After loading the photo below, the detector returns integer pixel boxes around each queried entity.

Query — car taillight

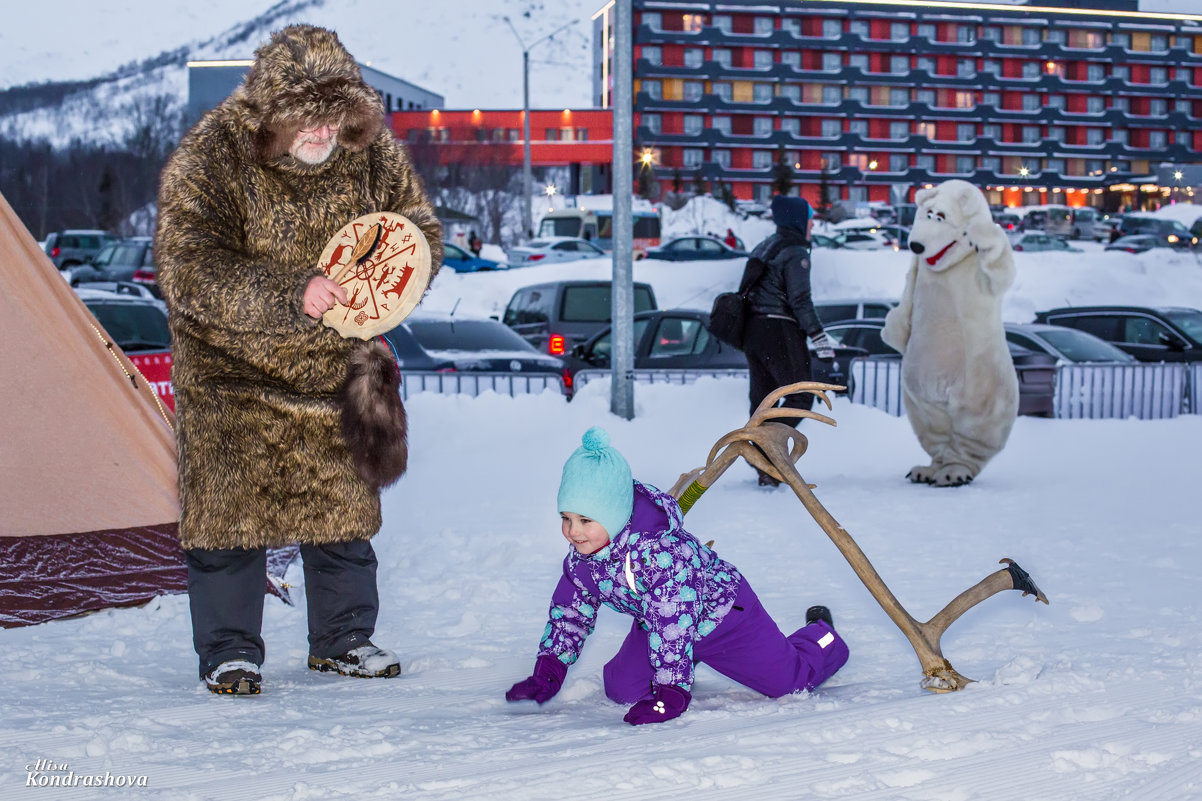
[50,246,60,258]
[132,268,154,281]
[1014,245,1023,251]
[548,334,566,355]
[436,367,458,373]
[562,367,573,389]
[528,254,545,261]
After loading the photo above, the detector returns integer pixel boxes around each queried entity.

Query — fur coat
[155,25,443,549]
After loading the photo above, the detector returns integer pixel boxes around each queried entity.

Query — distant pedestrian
[724,228,739,250]
[468,229,482,258]
[504,427,849,725]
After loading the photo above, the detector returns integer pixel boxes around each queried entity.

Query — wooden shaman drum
[318,211,432,339]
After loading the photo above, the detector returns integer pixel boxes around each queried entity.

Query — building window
[822,152,842,170]
[917,23,936,41]
[916,122,935,139]
[1023,95,1041,111]
[890,153,909,171]
[956,155,976,173]
[544,128,559,141]
[682,148,704,167]
[822,119,842,137]
[781,18,801,36]
[780,84,800,102]
[982,91,1000,107]
[1176,67,1193,83]
[781,51,800,67]
[891,22,909,41]
[1022,126,1041,143]
[1046,158,1064,173]
[1087,63,1105,81]
[683,115,703,135]
[982,59,1000,76]
[1087,96,1105,113]
[822,52,842,71]
[891,55,909,74]
[917,56,935,73]
[643,114,662,134]
[1068,29,1103,49]
[957,59,976,78]
[982,26,1000,42]
[713,15,731,33]
[849,20,868,37]
[1047,94,1065,109]
[890,120,910,139]
[713,48,731,68]
[713,149,731,167]
[755,17,773,35]
[848,86,869,103]
[642,46,662,66]
[754,117,773,135]
[1176,130,1191,145]
[753,83,774,103]
[1044,29,1065,45]
[1022,28,1041,46]
[1149,34,1168,51]
[644,80,662,100]
[822,19,841,38]
[1110,129,1128,144]
[753,150,773,169]
[641,12,662,30]
[957,123,975,141]
[684,81,704,101]
[1112,65,1129,80]
[1111,32,1130,48]
[713,82,731,101]
[1048,126,1064,141]
[849,53,868,70]
[891,88,909,106]
[1086,128,1104,145]
[1149,98,1168,116]
[915,89,935,104]
[682,13,703,32]
[957,25,976,44]
[754,50,773,69]
[915,154,934,170]
[1149,67,1168,84]
[1022,62,1041,79]
[846,153,869,170]
[981,156,1000,171]
[780,117,800,135]
[1176,98,1194,113]
[849,120,868,135]
[983,123,1001,139]
[684,48,703,68]
[1148,130,1167,148]
[712,116,731,134]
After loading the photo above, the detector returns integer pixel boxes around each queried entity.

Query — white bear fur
[881,179,1018,486]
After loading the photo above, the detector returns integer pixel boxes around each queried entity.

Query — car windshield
[85,301,170,350]
[1162,309,1202,345]
[1038,328,1133,362]
[561,286,655,322]
[539,218,580,237]
[524,240,553,249]
[407,320,535,352]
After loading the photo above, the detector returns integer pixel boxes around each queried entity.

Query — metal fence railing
[400,371,565,400]
[574,368,749,389]
[848,358,1195,420]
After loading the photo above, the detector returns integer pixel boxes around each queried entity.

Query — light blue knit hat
[557,426,633,538]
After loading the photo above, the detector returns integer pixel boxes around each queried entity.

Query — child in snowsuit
[505,427,849,725]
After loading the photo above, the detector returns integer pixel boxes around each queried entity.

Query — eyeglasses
[299,122,341,134]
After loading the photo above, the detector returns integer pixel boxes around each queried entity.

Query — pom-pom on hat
[557,426,634,539]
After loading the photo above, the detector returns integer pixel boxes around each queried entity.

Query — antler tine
[749,406,839,429]
[756,381,841,416]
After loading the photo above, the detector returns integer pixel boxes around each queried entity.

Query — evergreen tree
[771,146,794,196]
[691,168,707,197]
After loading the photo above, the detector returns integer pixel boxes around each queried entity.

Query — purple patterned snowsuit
[539,481,849,703]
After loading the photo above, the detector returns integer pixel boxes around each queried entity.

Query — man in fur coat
[156,25,443,695]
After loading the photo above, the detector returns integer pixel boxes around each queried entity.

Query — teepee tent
[0,191,184,628]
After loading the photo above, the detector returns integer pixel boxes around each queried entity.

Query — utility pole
[611,0,634,420]
[504,16,579,242]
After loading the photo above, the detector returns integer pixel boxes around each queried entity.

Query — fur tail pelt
[341,340,407,490]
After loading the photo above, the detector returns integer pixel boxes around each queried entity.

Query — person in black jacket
[741,195,836,487]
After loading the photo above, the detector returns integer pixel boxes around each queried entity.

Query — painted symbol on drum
[324,215,419,329]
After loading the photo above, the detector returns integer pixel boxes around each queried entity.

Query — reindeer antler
[670,381,1049,692]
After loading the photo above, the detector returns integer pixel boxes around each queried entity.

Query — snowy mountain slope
[0,0,599,146]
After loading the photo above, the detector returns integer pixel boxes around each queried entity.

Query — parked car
[382,314,566,388]
[832,229,893,250]
[500,279,658,355]
[823,318,1057,416]
[75,286,171,354]
[1094,212,1122,242]
[1104,234,1163,254]
[44,229,119,269]
[1034,305,1202,363]
[993,213,1021,233]
[1008,232,1083,253]
[811,233,844,249]
[1110,215,1199,248]
[505,236,608,267]
[1003,323,1135,363]
[814,298,898,326]
[73,280,165,309]
[643,236,748,261]
[441,242,502,273]
[65,237,154,285]
[565,308,866,398]
[1068,207,1099,240]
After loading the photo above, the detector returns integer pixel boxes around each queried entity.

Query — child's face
[560,512,609,555]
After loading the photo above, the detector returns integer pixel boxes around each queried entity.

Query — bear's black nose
[910,241,924,254]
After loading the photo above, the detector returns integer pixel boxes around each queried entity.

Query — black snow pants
[744,315,815,425]
[186,540,380,678]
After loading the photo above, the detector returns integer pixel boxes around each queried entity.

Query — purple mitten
[623,685,691,725]
[505,655,568,704]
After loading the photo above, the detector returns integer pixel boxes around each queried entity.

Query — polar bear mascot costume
[881,179,1018,487]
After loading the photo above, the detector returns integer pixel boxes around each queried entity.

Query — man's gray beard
[290,138,337,165]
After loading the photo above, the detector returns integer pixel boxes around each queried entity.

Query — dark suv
[1034,305,1202,363]
[501,280,658,355]
[1109,215,1198,248]
[66,237,154,286]
[43,229,120,269]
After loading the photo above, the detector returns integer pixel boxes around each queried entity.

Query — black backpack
[708,239,783,350]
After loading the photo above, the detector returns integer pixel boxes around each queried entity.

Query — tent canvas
[0,190,185,628]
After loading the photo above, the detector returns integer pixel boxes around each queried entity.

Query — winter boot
[805,605,834,629]
[308,643,401,678]
[204,660,262,695]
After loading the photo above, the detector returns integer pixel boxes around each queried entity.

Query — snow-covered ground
[4,221,1202,799]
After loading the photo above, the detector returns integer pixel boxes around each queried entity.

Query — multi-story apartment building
[594,0,1202,210]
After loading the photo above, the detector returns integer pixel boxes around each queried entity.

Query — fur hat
[771,195,812,232]
[557,427,633,538]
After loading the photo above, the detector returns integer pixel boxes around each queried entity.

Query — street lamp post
[504,16,579,242]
